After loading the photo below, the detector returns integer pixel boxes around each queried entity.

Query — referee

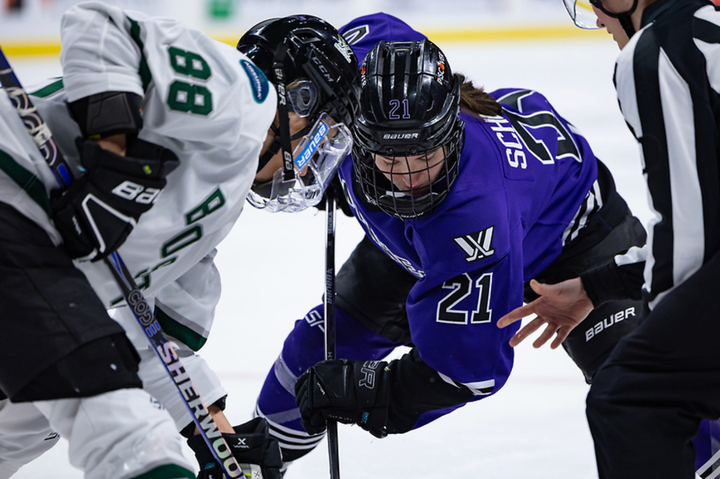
[498,1,720,477]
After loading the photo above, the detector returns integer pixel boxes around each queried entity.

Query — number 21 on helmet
[352,39,465,220]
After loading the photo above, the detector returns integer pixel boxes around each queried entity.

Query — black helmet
[238,15,361,173]
[352,39,465,220]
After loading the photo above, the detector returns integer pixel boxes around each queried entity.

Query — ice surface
[8,33,645,479]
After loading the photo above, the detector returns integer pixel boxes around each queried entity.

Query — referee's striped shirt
[610,0,720,309]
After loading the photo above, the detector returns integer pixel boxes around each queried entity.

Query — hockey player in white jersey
[0,2,360,478]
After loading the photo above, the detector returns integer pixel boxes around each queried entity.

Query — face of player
[255,112,310,183]
[592,2,632,49]
[592,0,650,49]
[374,147,447,194]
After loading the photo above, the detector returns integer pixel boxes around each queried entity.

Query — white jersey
[0,2,276,343]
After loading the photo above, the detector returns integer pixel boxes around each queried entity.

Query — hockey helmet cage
[352,39,465,220]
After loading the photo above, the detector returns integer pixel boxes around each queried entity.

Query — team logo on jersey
[453,226,495,262]
[342,24,370,46]
[240,59,270,103]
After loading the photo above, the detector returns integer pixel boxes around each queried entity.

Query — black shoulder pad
[69,91,144,140]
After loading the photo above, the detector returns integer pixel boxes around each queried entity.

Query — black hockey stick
[323,191,341,479]
[0,47,243,479]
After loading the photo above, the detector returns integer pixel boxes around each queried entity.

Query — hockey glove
[51,138,179,261]
[295,358,390,438]
[562,297,643,383]
[187,417,283,479]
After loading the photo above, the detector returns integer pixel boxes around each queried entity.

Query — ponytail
[456,73,502,117]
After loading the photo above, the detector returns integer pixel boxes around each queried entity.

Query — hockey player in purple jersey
[253,12,646,470]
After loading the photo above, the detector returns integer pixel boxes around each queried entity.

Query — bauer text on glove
[294,358,390,438]
[51,138,179,261]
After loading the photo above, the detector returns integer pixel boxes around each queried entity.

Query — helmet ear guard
[351,39,465,220]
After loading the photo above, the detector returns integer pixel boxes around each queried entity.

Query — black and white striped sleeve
[611,4,720,308]
[580,245,647,306]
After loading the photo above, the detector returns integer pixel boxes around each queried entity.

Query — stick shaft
[324,193,340,479]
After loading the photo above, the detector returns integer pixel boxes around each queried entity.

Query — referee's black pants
[587,250,720,479]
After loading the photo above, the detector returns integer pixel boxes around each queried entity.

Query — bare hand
[97,134,127,156]
[497,278,593,349]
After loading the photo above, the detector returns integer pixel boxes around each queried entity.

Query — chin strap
[258,123,281,173]
[591,0,639,39]
[256,39,319,180]
[254,40,296,181]
[256,120,315,177]
[274,60,296,182]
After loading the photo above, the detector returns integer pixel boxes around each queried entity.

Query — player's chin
[403,184,431,196]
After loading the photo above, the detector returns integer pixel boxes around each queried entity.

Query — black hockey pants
[0,202,141,401]
[587,249,720,479]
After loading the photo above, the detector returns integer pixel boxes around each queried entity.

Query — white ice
[8,34,647,479]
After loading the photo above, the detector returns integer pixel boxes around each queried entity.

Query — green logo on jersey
[240,59,269,103]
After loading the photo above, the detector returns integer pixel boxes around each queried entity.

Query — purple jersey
[339,90,598,388]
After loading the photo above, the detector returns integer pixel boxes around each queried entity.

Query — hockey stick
[0,47,243,479]
[323,191,341,479]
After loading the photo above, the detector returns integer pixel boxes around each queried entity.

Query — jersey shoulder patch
[342,24,370,45]
[239,59,270,103]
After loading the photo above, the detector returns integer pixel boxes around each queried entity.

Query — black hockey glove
[51,138,179,261]
[295,358,390,438]
[187,417,282,479]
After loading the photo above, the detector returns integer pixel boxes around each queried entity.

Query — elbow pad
[69,91,144,140]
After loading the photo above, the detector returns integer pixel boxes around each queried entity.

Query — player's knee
[46,389,193,478]
[281,305,327,370]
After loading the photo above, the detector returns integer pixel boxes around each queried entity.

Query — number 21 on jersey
[436,272,493,325]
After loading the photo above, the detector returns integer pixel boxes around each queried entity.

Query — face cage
[562,0,601,29]
[248,112,353,213]
[353,130,463,220]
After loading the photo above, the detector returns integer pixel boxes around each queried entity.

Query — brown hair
[456,73,502,117]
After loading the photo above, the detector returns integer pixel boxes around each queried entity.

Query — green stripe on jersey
[154,306,208,352]
[132,464,195,479]
[126,16,152,92]
[0,149,52,216]
[29,78,64,98]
